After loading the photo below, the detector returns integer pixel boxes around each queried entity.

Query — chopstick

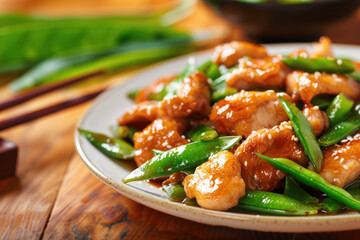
[0,88,105,131]
[0,71,102,111]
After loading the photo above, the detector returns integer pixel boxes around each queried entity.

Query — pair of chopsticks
[0,72,104,131]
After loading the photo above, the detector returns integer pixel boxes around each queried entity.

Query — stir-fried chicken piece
[133,118,188,167]
[210,90,292,137]
[212,41,268,67]
[317,133,360,187]
[289,49,310,58]
[118,72,211,126]
[235,122,309,191]
[135,74,177,103]
[226,55,289,90]
[286,71,360,103]
[311,36,333,58]
[183,151,245,211]
[303,105,329,136]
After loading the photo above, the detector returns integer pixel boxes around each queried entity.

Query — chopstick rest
[0,138,18,179]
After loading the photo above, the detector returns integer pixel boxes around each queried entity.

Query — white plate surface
[75,43,360,232]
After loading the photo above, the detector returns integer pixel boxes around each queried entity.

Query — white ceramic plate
[75,43,360,232]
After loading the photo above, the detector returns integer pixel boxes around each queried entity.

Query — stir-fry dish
[80,36,360,216]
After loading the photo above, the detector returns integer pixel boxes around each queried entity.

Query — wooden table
[1,1,360,239]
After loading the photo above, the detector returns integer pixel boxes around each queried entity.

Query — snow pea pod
[320,188,360,213]
[282,57,355,74]
[235,191,319,216]
[285,176,319,205]
[257,154,360,211]
[78,129,134,160]
[111,125,138,142]
[122,136,241,183]
[318,103,360,147]
[279,96,323,172]
[187,125,218,142]
[163,183,187,202]
[326,93,354,127]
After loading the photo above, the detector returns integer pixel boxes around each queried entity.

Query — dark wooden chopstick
[0,88,105,131]
[0,71,102,111]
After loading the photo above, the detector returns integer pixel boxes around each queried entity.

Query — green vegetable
[111,125,138,142]
[320,198,343,213]
[211,87,237,102]
[279,97,323,172]
[187,125,218,142]
[127,89,140,100]
[326,94,354,127]
[198,60,221,80]
[350,72,360,82]
[151,149,164,155]
[257,154,360,211]
[318,103,360,147]
[122,136,241,183]
[284,176,319,204]
[282,57,355,74]
[163,183,187,202]
[310,95,333,110]
[79,129,134,160]
[11,38,192,92]
[235,191,319,216]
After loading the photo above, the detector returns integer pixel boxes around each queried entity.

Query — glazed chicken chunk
[302,105,329,136]
[212,41,268,67]
[183,151,246,211]
[311,36,333,58]
[210,90,292,137]
[133,118,188,166]
[286,71,360,103]
[118,72,211,126]
[318,134,360,188]
[226,55,289,90]
[235,122,309,191]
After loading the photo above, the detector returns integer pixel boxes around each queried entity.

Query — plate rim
[75,43,360,232]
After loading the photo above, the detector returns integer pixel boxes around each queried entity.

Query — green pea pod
[163,183,187,202]
[285,176,319,204]
[350,72,360,82]
[187,125,218,142]
[151,149,164,155]
[279,96,323,172]
[282,57,355,74]
[320,198,344,213]
[122,136,241,183]
[211,87,237,102]
[326,93,354,127]
[235,191,319,216]
[257,154,360,211]
[111,125,138,142]
[79,129,134,160]
[198,60,221,80]
[318,103,360,147]
[310,95,333,110]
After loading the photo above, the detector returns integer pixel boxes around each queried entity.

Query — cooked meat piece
[286,71,360,103]
[161,72,211,118]
[162,172,187,186]
[289,49,310,58]
[317,133,360,187]
[212,41,268,67]
[311,36,333,58]
[135,74,177,103]
[133,118,188,166]
[235,122,309,191]
[303,105,329,136]
[118,72,211,126]
[226,55,289,90]
[210,90,292,137]
[183,151,245,211]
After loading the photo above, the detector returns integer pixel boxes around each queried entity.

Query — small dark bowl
[214,0,360,42]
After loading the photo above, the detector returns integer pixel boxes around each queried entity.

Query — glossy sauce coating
[212,41,268,67]
[235,122,309,191]
[183,151,245,211]
[286,71,360,103]
[210,90,292,137]
[227,55,289,90]
[118,72,211,126]
[318,134,360,188]
[133,118,188,167]
[302,104,329,136]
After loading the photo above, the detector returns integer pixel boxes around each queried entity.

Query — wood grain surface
[0,1,359,239]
